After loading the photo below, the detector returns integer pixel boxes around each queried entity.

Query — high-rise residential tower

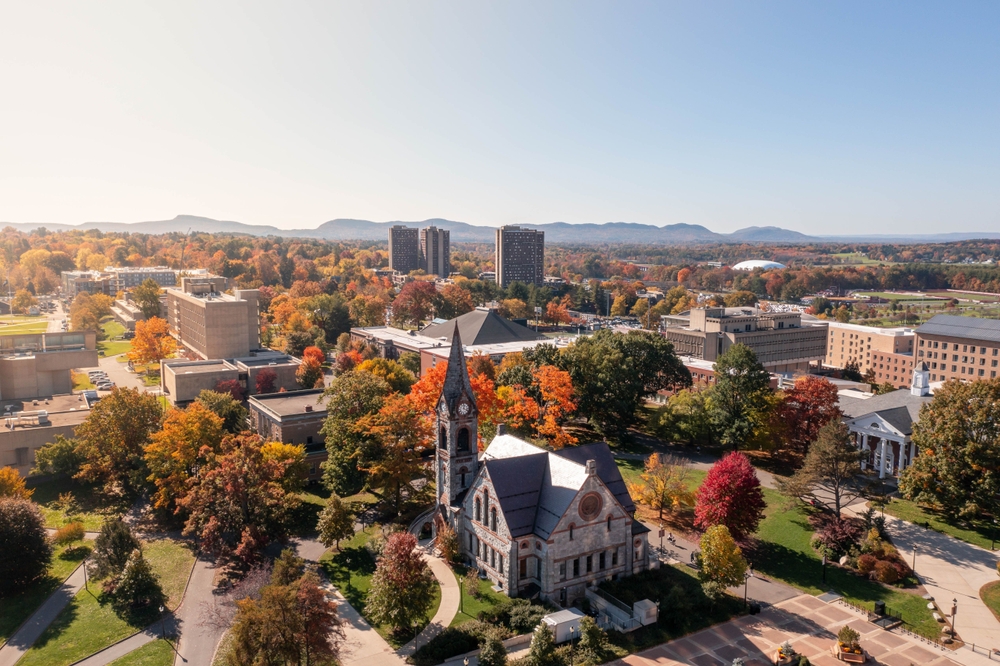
[388,225,420,274]
[420,226,451,278]
[494,225,544,288]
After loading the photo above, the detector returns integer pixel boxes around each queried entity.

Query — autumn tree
[708,344,772,451]
[127,316,177,365]
[214,379,245,401]
[320,372,392,495]
[544,298,572,325]
[365,532,436,634]
[392,280,438,327]
[778,420,868,516]
[144,402,225,515]
[131,278,164,320]
[628,453,695,520]
[0,498,52,595]
[434,284,475,320]
[317,495,355,550]
[777,376,842,454]
[255,368,278,394]
[11,289,37,314]
[532,364,577,447]
[436,521,460,563]
[181,433,302,563]
[296,357,324,389]
[0,467,33,499]
[302,346,326,366]
[694,452,765,542]
[900,379,1000,521]
[357,358,416,394]
[652,388,714,446]
[698,525,748,600]
[497,298,530,320]
[75,387,163,494]
[356,394,431,511]
[195,389,249,434]
[32,435,84,476]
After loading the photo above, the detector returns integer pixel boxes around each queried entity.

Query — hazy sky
[2,2,999,234]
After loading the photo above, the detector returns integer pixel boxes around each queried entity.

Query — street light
[912,544,917,574]
[822,553,827,584]
[569,625,577,665]
[743,569,752,610]
[951,598,958,638]
[159,605,166,639]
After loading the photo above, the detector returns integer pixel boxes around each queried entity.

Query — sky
[1,2,999,234]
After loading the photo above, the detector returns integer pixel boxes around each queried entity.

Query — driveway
[95,355,148,392]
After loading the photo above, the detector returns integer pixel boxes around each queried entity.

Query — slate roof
[440,325,474,409]
[915,314,1000,344]
[481,435,637,539]
[422,309,545,346]
[839,389,931,436]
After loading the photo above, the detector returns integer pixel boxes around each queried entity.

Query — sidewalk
[398,548,462,657]
[173,556,225,666]
[0,563,88,666]
[845,503,1000,651]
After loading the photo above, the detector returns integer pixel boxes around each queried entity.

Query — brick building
[825,322,915,388]
[914,314,1000,383]
[248,389,327,482]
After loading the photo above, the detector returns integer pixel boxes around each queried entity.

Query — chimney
[497,423,507,435]
[585,459,597,476]
[305,405,313,412]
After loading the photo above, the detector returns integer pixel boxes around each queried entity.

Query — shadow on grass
[319,545,376,612]
[59,544,92,562]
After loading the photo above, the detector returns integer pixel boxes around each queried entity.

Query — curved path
[0,563,88,666]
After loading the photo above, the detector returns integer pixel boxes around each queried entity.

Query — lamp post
[822,553,827,584]
[159,605,166,639]
[83,556,89,593]
[951,598,958,638]
[992,518,998,552]
[569,625,576,665]
[912,543,917,574]
[744,569,752,610]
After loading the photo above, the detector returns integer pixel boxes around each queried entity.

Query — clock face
[457,402,470,415]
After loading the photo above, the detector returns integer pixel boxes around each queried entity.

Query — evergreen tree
[112,549,165,613]
[0,498,52,595]
[92,520,141,579]
[478,632,508,666]
[527,623,560,666]
[708,344,772,451]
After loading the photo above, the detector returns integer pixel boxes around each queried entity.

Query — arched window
[475,498,481,522]
[483,489,489,519]
[607,515,613,532]
[457,428,470,452]
[490,507,497,532]
[439,427,447,449]
[569,524,574,541]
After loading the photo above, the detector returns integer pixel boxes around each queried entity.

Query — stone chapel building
[434,328,651,606]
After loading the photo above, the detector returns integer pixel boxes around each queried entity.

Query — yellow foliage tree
[0,467,33,499]
[627,453,695,520]
[260,441,308,492]
[144,403,224,514]
[128,317,177,365]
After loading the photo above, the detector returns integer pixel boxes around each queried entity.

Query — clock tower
[436,325,480,511]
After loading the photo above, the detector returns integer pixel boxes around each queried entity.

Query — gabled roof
[422,309,545,346]
[915,314,1000,344]
[481,435,635,539]
[839,388,931,436]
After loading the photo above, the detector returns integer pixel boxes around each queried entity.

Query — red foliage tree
[777,376,842,453]
[215,379,245,401]
[694,452,766,542]
[392,281,438,326]
[255,368,277,394]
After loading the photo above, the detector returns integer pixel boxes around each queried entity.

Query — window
[980,369,985,377]
[15,447,28,466]
[520,558,527,579]
[499,555,504,573]
[569,525,574,540]
[982,347,987,354]
[475,498,481,522]
[560,562,567,581]
[469,533,473,551]
[612,549,618,566]
[490,548,496,569]
[457,428,470,452]
[599,552,606,570]
[607,515,612,531]
[573,559,580,577]
[586,555,593,573]
[490,508,497,532]
[306,436,313,444]
[439,426,447,449]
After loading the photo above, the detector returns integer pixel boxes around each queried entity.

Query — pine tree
[113,549,165,612]
[478,632,508,666]
[92,520,141,579]
[528,623,559,666]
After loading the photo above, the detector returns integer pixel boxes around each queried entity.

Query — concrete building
[661,307,828,373]
[0,393,92,477]
[111,292,167,332]
[839,364,932,479]
[420,226,451,278]
[388,225,420,275]
[914,314,1000,383]
[825,322,915,388]
[495,226,545,287]
[434,331,650,607]
[0,332,98,400]
[161,352,300,406]
[104,266,176,293]
[248,389,327,482]
[61,271,110,298]
[166,276,259,360]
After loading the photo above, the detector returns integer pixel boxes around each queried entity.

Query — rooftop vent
[304,405,313,412]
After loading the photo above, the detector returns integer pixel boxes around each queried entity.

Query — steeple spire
[441,324,475,410]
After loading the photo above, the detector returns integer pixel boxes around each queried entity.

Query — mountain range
[2,215,999,244]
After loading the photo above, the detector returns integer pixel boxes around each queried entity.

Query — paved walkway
[74,617,178,666]
[843,502,1000,652]
[398,548,462,657]
[610,592,993,666]
[173,556,225,666]
[0,563,88,666]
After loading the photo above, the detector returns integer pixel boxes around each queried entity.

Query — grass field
[31,477,129,532]
[832,253,887,265]
[853,291,944,302]
[926,290,1000,303]
[449,565,503,627]
[319,526,441,647]
[107,638,176,666]
[0,540,92,647]
[72,371,94,391]
[98,319,132,357]
[981,581,1000,623]
[18,538,195,666]
[879,497,997,551]
[0,318,49,336]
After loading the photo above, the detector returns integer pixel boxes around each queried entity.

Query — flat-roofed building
[0,331,98,400]
[0,393,92,477]
[825,322,914,388]
[166,276,259,360]
[161,352,300,406]
[914,314,1000,383]
[248,389,327,482]
[495,226,544,287]
[105,266,177,293]
[61,271,110,298]
[389,225,420,275]
[420,226,450,278]
[661,306,827,373]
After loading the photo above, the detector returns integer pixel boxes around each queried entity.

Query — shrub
[478,597,546,633]
[816,518,863,557]
[0,497,52,595]
[837,625,861,649]
[856,554,877,574]
[53,521,85,545]
[410,626,479,666]
[874,560,899,584]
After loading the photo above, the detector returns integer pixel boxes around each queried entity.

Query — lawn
[751,488,939,639]
[319,526,441,648]
[72,371,95,391]
[107,638,176,666]
[98,319,132,357]
[0,540,92,647]
[450,565,504,626]
[31,477,130,532]
[981,581,1000,623]
[0,319,50,336]
[18,538,195,666]
[880,496,999,551]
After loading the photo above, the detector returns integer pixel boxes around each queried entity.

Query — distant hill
[2,214,999,244]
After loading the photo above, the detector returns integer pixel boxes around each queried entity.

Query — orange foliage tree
[144,403,225,515]
[128,316,177,366]
[533,365,577,448]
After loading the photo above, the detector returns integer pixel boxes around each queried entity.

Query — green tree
[527,623,560,666]
[356,358,415,394]
[75,387,163,494]
[478,632,508,666]
[91,520,142,579]
[398,352,421,376]
[195,389,249,434]
[112,549,165,616]
[900,379,1000,521]
[723,290,757,307]
[652,388,714,446]
[131,278,163,320]
[698,524,747,600]
[11,289,38,314]
[320,372,392,495]
[31,435,83,476]
[778,420,868,516]
[0,497,52,595]
[708,344,772,451]
[365,532,435,634]
[271,548,306,586]
[576,615,609,665]
[317,495,355,550]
